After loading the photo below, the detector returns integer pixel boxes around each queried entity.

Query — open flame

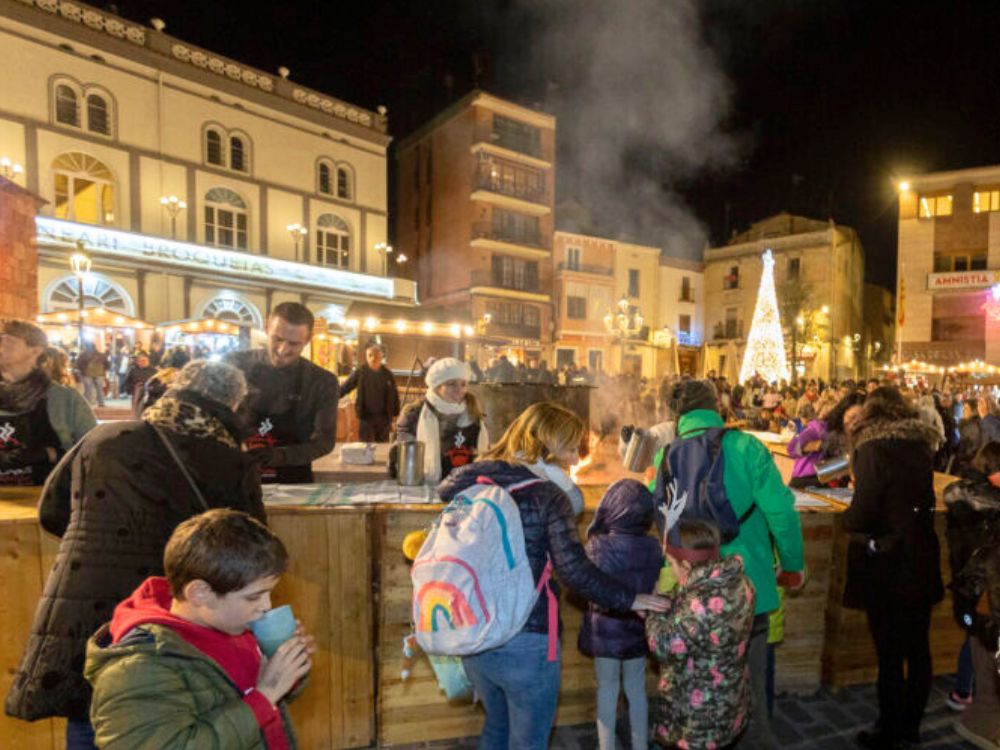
[570,431,601,483]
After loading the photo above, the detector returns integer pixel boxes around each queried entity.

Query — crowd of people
[7,302,1000,749]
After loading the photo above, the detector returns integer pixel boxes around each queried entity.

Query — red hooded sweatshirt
[109,577,289,750]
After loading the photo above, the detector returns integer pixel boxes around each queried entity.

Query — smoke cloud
[513,0,741,259]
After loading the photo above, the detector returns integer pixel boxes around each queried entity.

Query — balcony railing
[712,321,744,340]
[473,165,548,204]
[488,321,542,340]
[472,222,549,250]
[470,269,542,294]
[556,262,613,276]
[679,292,695,302]
[474,124,545,159]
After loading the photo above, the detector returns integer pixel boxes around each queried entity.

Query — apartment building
[703,213,864,382]
[896,165,1000,367]
[395,90,554,365]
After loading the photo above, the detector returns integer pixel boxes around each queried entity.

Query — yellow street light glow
[450,323,462,337]
[364,317,378,330]
[899,180,910,193]
[820,305,830,315]
[395,319,407,332]
[463,325,474,337]
[421,322,434,335]
[346,319,360,329]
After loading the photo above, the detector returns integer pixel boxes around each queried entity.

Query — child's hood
[587,478,655,538]
[108,576,177,643]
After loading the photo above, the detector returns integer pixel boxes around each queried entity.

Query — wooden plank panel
[332,513,374,748]
[268,511,334,750]
[0,518,58,749]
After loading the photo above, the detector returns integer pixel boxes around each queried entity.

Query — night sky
[111,0,1000,290]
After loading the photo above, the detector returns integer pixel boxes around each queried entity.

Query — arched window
[44,273,134,315]
[204,187,248,250]
[336,166,352,200]
[230,135,246,172]
[206,129,224,166]
[86,94,110,135]
[318,162,332,195]
[52,152,115,225]
[55,84,79,126]
[315,213,351,268]
[198,295,262,328]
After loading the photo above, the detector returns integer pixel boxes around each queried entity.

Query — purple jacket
[787,419,828,479]
[577,483,663,659]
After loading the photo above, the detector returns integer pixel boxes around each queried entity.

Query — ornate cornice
[18,0,145,44]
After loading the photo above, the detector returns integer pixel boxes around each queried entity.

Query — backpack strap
[536,557,558,662]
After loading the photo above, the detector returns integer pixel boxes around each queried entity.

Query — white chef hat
[425,357,473,389]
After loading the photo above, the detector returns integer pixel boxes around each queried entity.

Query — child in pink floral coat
[646,519,756,749]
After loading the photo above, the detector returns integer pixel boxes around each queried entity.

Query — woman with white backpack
[435,401,668,750]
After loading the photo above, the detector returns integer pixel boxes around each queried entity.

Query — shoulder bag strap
[151,424,210,512]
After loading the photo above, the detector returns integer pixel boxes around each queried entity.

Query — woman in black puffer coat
[843,386,944,750]
[943,442,1000,748]
[5,361,264,747]
[438,402,667,750]
[578,478,662,750]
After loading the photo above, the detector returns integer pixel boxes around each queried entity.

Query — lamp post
[603,295,644,375]
[375,242,393,276]
[287,223,308,263]
[0,156,24,181]
[70,241,92,351]
[159,196,187,238]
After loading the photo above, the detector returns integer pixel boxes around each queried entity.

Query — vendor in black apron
[226,302,340,484]
[0,321,94,486]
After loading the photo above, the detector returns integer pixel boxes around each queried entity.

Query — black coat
[944,474,1000,646]
[842,417,944,609]
[437,461,636,636]
[340,364,400,420]
[5,396,264,721]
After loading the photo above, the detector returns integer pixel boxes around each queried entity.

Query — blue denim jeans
[66,716,97,750]
[956,635,975,696]
[462,631,561,750]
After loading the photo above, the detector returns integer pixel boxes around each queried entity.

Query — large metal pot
[468,383,593,442]
[396,441,426,486]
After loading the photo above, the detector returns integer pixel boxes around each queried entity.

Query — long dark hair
[826,392,866,433]
[860,386,917,423]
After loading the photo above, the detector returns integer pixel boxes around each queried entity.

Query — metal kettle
[396,441,426,486]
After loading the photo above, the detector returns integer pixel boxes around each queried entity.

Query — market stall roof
[883,358,1000,376]
[322,316,506,346]
[155,318,251,336]
[36,308,152,329]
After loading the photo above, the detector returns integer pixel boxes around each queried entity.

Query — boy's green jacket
[85,623,299,750]
[649,409,804,615]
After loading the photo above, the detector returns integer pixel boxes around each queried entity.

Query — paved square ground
[379,675,978,749]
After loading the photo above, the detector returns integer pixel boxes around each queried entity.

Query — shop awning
[36,308,152,329]
[156,318,252,336]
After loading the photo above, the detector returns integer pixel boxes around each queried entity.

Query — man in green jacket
[653,379,805,749]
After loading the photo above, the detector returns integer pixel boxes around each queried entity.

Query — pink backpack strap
[535,558,559,662]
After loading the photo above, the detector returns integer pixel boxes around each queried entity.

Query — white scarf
[416,391,490,483]
[522,458,585,516]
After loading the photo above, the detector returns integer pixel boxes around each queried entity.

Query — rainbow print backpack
[412,476,554,657]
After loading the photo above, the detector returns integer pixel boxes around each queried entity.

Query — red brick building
[0,176,44,320]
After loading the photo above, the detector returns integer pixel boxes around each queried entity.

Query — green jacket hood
[677,409,725,435]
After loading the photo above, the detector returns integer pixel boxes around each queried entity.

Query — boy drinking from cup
[84,509,315,749]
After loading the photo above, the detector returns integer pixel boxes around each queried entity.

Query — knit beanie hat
[425,357,473,389]
[669,379,719,417]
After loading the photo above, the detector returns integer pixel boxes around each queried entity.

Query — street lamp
[159,196,187,238]
[1,156,24,181]
[603,295,644,373]
[70,241,92,351]
[287,223,308,263]
[375,242,393,276]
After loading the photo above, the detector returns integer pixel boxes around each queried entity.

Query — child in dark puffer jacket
[578,479,663,750]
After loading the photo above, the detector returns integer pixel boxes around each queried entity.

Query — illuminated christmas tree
[739,249,790,384]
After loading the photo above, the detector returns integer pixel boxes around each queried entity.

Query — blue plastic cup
[250,605,296,657]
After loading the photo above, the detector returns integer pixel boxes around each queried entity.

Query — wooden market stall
[35,308,153,353]
[0,449,965,749]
